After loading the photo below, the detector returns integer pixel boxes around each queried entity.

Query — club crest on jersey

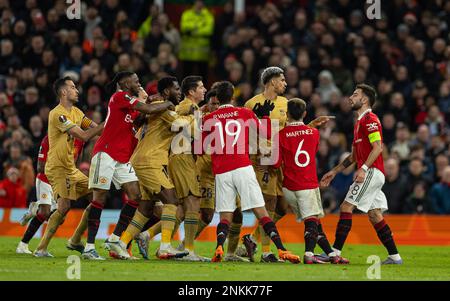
[99,177,108,184]
[367,122,378,131]
[41,193,48,199]
[124,94,137,104]
[59,115,71,126]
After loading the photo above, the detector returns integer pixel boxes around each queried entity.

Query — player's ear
[302,111,307,119]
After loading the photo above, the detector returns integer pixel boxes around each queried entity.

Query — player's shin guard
[259,216,286,251]
[216,219,230,248]
[374,219,399,255]
[317,220,334,255]
[113,200,139,237]
[21,213,46,244]
[184,211,199,251]
[227,222,242,254]
[36,210,65,250]
[121,209,149,245]
[304,217,319,254]
[160,204,177,245]
[87,201,104,244]
[333,212,352,252]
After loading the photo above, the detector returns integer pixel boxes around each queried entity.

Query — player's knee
[368,210,382,224]
[38,205,51,219]
[153,204,163,219]
[340,202,353,213]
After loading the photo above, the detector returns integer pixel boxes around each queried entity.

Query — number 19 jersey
[274,122,320,190]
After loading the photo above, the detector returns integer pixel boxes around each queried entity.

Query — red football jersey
[274,122,320,190]
[73,139,84,162]
[92,91,139,163]
[36,135,49,183]
[202,105,268,174]
[353,109,385,174]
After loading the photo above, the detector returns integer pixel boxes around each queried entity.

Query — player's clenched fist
[320,170,336,187]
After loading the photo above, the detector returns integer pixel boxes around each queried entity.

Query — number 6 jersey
[274,122,320,190]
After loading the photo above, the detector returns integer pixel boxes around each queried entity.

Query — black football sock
[304,217,319,254]
[333,212,352,251]
[317,220,334,255]
[87,200,104,244]
[21,213,46,244]
[260,216,286,251]
[374,219,398,255]
[216,219,230,248]
[113,200,139,237]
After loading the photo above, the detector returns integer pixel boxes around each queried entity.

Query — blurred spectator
[403,181,433,214]
[0,167,27,208]
[429,166,450,214]
[179,0,214,77]
[2,142,35,193]
[382,157,409,213]
[405,157,432,194]
[389,122,411,162]
[316,70,340,105]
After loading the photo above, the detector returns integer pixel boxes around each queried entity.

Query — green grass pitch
[1,236,449,281]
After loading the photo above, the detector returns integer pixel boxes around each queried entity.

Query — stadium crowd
[0,0,449,214]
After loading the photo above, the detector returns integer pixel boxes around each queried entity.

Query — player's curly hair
[261,66,284,85]
[106,71,135,94]
[157,76,178,94]
[215,81,234,104]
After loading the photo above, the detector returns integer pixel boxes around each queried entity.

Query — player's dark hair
[157,76,178,94]
[205,89,217,102]
[356,83,377,107]
[215,81,234,104]
[53,76,73,97]
[287,98,307,121]
[181,75,202,96]
[106,71,135,94]
[261,66,284,85]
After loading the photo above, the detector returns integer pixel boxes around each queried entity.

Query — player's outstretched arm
[68,122,105,142]
[134,101,174,115]
[307,116,335,128]
[320,149,355,187]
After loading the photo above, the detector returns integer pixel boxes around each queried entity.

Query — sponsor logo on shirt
[366,122,378,131]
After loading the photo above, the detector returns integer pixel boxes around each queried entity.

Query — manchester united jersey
[353,109,385,174]
[274,122,320,190]
[202,104,267,175]
[92,91,139,163]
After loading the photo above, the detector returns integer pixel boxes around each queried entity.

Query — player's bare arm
[353,140,383,183]
[307,115,335,128]
[67,122,105,142]
[134,100,174,115]
[320,148,355,187]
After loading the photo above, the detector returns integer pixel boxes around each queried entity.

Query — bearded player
[320,84,402,264]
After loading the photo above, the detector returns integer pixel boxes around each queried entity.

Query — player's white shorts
[35,178,56,211]
[344,167,388,213]
[215,165,265,212]
[282,187,324,221]
[89,152,138,190]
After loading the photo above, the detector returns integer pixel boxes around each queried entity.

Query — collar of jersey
[218,104,234,109]
[287,121,304,126]
[357,109,372,121]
